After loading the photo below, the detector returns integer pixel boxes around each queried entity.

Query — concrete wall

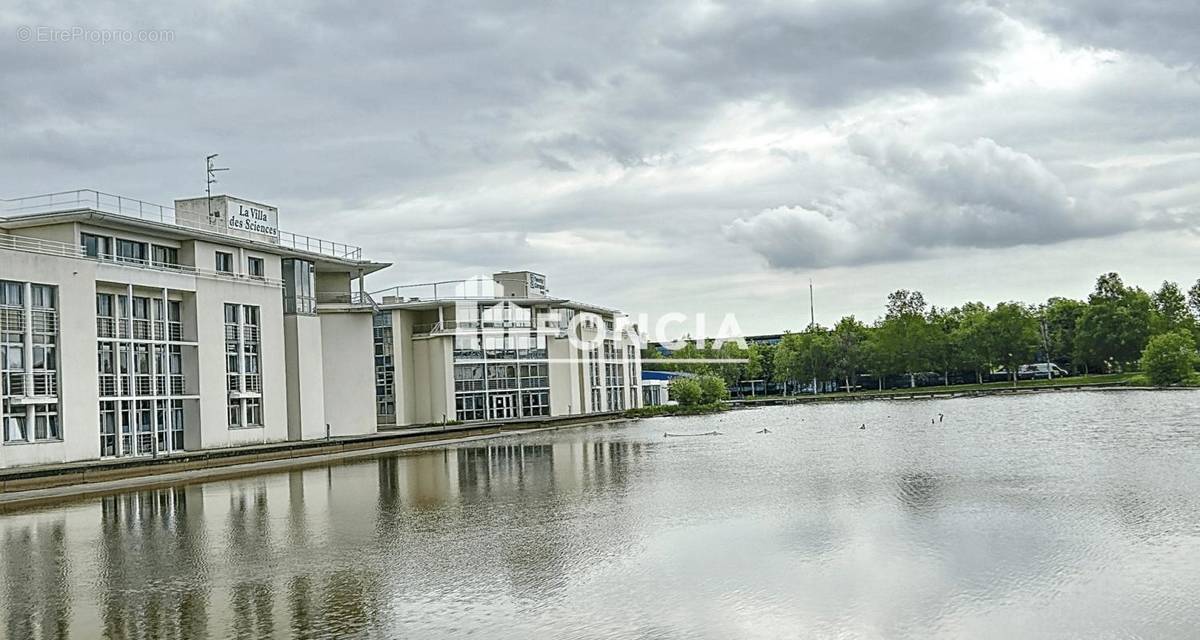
[283,314,326,440]
[319,311,376,437]
[548,337,580,416]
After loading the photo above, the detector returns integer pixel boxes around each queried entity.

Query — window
[152,245,179,267]
[28,284,54,309]
[115,239,148,264]
[247,256,265,278]
[99,401,118,456]
[244,398,262,426]
[282,259,316,314]
[215,251,234,273]
[0,281,23,306]
[225,304,263,428]
[81,233,110,258]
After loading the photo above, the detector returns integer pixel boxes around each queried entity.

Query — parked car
[1017,363,1070,379]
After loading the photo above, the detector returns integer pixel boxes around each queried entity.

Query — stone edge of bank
[0,412,626,506]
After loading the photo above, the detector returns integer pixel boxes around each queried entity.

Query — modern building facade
[0,190,387,469]
[372,271,643,426]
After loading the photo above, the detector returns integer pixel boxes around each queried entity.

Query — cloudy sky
[3,0,1198,336]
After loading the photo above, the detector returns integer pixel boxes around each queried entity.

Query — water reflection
[4,519,69,640]
[1,394,1198,639]
[98,487,209,640]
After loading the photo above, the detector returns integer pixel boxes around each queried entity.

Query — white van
[1018,363,1070,379]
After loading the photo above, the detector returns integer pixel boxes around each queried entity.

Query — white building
[0,190,388,469]
[372,271,643,426]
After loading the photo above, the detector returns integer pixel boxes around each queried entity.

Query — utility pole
[206,154,229,220]
[809,278,817,395]
[1041,314,1054,380]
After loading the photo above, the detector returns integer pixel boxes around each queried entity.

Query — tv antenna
[206,154,229,219]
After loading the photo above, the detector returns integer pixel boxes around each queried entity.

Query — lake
[2,390,1198,639]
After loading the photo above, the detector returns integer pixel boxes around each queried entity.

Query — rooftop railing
[372,278,504,302]
[1,189,363,260]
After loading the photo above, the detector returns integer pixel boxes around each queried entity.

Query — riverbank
[0,412,625,510]
[725,374,1184,407]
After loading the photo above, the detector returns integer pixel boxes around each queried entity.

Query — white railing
[0,307,23,332]
[31,372,57,396]
[373,278,505,302]
[315,290,379,310]
[2,189,363,260]
[0,232,285,287]
[97,317,116,338]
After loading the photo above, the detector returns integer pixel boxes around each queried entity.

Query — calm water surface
[2,390,1199,639]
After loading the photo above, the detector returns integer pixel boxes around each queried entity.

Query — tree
[831,316,870,392]
[669,377,703,406]
[952,302,992,383]
[983,302,1039,383]
[1043,297,1086,373]
[875,290,935,387]
[697,375,730,404]
[1141,330,1198,385]
[926,306,963,386]
[886,289,927,318]
[773,328,834,392]
[1075,273,1153,371]
[1188,279,1200,320]
[1151,281,1193,335]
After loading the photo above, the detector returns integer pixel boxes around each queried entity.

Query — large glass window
[81,233,110,258]
[115,239,148,264]
[282,259,316,314]
[152,245,179,267]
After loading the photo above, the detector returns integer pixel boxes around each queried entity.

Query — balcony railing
[2,190,364,259]
[97,317,116,338]
[98,374,118,397]
[132,319,152,340]
[168,321,183,341]
[3,374,24,396]
[0,307,23,332]
[31,372,57,396]
[315,290,379,310]
[0,232,284,287]
[244,375,262,393]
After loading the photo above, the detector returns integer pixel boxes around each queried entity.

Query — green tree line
[646,272,1200,391]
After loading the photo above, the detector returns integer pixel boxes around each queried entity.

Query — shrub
[668,377,703,406]
[1141,330,1199,385]
[697,374,730,404]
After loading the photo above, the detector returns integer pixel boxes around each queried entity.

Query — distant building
[372,271,643,425]
[0,190,387,469]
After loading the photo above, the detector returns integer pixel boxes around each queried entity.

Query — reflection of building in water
[96,486,211,639]
[3,517,70,639]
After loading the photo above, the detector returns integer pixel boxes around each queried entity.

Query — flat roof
[375,295,622,316]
